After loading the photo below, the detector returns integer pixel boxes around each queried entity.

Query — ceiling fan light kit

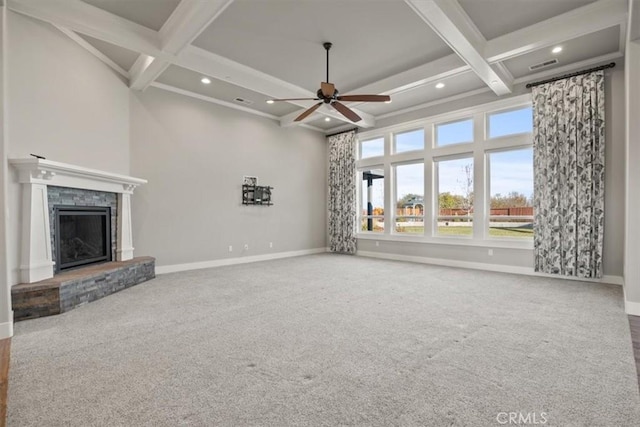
[269,42,391,123]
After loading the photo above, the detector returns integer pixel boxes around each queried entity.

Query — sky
[361,107,533,211]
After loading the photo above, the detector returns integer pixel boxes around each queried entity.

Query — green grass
[391,226,533,238]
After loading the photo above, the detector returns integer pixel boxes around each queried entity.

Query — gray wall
[355,68,626,278]
[5,12,131,285]
[129,88,327,268]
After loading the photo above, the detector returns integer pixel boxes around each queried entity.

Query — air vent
[234,97,254,106]
[529,58,558,71]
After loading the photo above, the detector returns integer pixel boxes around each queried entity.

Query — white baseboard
[624,296,640,316]
[156,248,329,275]
[356,250,624,286]
[0,318,13,339]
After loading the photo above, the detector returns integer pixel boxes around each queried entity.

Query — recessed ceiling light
[491,80,498,85]
[201,77,211,84]
[552,46,563,54]
[266,100,275,104]
[324,117,331,122]
[435,82,445,89]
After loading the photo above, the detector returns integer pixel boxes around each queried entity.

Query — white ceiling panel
[77,33,139,71]
[82,0,180,31]
[306,116,339,130]
[458,0,597,40]
[156,65,301,117]
[357,72,486,116]
[192,0,453,93]
[502,26,621,78]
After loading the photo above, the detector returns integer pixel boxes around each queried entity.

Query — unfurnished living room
[1,0,640,426]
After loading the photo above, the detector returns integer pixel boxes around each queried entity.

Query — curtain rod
[526,62,615,88]
[326,127,359,138]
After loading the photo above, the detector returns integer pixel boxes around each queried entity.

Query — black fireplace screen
[54,206,112,272]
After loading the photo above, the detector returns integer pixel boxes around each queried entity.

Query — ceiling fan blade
[337,94,391,103]
[270,98,320,102]
[331,101,362,122]
[321,82,335,97]
[294,102,323,121]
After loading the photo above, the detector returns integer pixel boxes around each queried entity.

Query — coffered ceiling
[7,0,629,133]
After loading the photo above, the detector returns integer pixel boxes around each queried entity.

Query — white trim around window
[356,94,534,249]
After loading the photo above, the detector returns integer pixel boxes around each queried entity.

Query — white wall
[0,5,13,339]
[355,70,627,280]
[130,88,327,268]
[5,12,131,285]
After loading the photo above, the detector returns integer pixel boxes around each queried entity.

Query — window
[435,119,473,147]
[360,138,384,159]
[488,107,533,139]
[394,129,424,153]
[394,163,424,234]
[488,149,534,238]
[436,157,473,237]
[360,169,385,232]
[355,95,533,247]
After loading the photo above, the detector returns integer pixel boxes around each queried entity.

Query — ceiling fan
[268,42,391,123]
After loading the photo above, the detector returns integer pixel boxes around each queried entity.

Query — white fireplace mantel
[9,158,148,283]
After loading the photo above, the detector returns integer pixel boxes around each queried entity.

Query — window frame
[392,160,426,236]
[486,146,535,241]
[393,128,425,155]
[354,94,533,249]
[357,166,386,234]
[486,105,534,140]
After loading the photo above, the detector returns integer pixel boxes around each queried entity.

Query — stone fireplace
[9,158,155,321]
[10,158,146,283]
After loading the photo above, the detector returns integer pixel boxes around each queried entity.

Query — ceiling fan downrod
[323,42,332,84]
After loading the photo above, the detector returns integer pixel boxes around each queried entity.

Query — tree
[439,192,463,209]
[458,163,474,212]
[490,191,531,208]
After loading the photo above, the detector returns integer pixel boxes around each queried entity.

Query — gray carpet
[8,254,640,426]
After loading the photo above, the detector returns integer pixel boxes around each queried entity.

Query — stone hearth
[12,257,155,321]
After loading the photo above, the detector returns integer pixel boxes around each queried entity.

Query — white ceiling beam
[405,0,512,96]
[129,0,234,91]
[159,0,233,54]
[53,25,129,79]
[485,0,628,63]
[129,55,168,90]
[8,0,162,57]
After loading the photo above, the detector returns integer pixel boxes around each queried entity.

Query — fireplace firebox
[54,206,112,272]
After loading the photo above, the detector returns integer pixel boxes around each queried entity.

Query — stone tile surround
[11,257,155,321]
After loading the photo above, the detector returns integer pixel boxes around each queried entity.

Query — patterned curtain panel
[328,130,357,254]
[532,70,605,278]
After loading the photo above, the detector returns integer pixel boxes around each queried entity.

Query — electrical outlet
[228,245,233,252]
[375,241,379,247]
[244,244,249,251]
[269,242,273,248]
[488,249,494,256]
